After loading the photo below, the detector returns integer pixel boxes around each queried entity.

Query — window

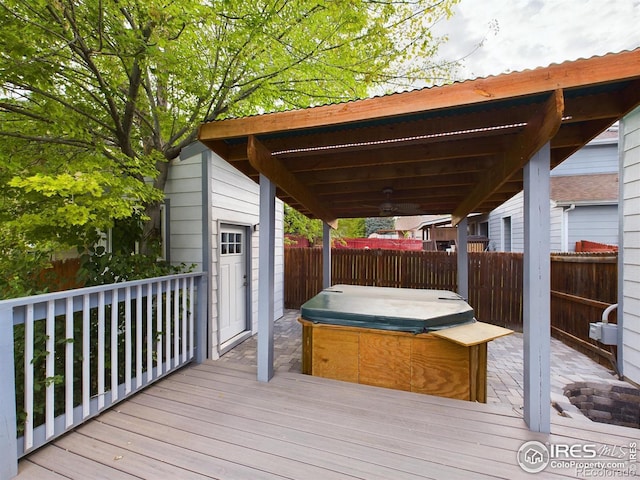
[221,232,243,255]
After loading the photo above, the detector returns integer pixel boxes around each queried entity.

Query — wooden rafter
[247,135,338,228]
[451,90,565,225]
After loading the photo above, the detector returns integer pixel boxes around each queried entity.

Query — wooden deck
[16,361,639,480]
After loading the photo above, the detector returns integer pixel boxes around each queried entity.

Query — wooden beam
[282,135,513,174]
[198,50,640,141]
[451,90,564,226]
[247,135,338,228]
[300,156,493,186]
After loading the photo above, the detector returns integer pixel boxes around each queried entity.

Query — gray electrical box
[589,322,618,345]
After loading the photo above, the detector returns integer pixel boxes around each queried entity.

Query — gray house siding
[552,141,618,176]
[489,135,619,253]
[165,143,284,360]
[488,192,524,251]
[567,205,618,248]
[621,107,640,385]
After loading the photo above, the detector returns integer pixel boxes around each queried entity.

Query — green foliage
[336,218,366,239]
[284,204,368,244]
[0,226,54,299]
[0,0,458,257]
[78,246,190,287]
[284,204,323,244]
[365,217,396,237]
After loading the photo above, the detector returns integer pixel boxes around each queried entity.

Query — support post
[0,306,18,479]
[523,142,551,433]
[323,222,332,289]
[194,275,208,364]
[258,174,276,382]
[457,217,469,300]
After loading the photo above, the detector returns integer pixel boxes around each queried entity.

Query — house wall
[552,140,618,176]
[489,138,618,252]
[165,143,284,360]
[488,192,523,251]
[567,205,618,248]
[621,108,640,385]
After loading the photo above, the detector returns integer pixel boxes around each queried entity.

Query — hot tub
[299,285,512,402]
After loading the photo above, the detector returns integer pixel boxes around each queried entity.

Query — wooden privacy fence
[285,249,522,328]
[284,249,618,364]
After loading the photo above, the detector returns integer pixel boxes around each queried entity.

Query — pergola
[198,48,640,432]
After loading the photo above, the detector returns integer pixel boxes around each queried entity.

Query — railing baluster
[111,288,119,403]
[4,272,205,464]
[82,295,90,419]
[146,283,153,383]
[24,304,34,451]
[45,300,55,439]
[165,279,171,370]
[136,284,142,388]
[181,278,188,363]
[65,297,74,428]
[156,281,163,376]
[97,292,105,410]
[174,278,180,367]
[189,277,195,359]
[125,286,132,394]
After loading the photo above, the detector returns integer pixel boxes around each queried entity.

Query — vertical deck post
[323,222,332,289]
[0,306,18,479]
[457,217,469,300]
[523,142,551,433]
[258,174,276,382]
[194,275,208,364]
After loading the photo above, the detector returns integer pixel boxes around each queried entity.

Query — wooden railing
[0,272,208,478]
[285,249,618,359]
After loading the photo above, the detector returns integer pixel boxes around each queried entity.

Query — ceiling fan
[374,188,424,216]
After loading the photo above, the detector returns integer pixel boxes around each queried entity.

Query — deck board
[16,361,637,479]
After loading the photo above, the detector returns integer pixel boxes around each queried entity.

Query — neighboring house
[620,107,640,386]
[164,142,284,359]
[488,129,619,252]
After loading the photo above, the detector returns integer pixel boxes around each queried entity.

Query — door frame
[216,221,253,355]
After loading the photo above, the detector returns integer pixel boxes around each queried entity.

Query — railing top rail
[0,271,207,310]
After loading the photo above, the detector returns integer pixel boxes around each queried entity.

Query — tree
[365,217,395,237]
[284,204,366,245]
[0,0,459,255]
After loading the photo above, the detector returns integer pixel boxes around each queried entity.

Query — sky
[432,0,640,80]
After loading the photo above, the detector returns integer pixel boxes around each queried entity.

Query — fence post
[0,305,18,479]
[194,275,208,364]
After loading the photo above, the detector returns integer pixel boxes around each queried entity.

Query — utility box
[589,322,618,345]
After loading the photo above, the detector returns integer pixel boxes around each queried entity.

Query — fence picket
[45,300,55,439]
[189,277,195,359]
[146,284,153,383]
[125,286,132,394]
[97,292,105,410]
[157,280,163,376]
[182,278,188,363]
[110,288,119,403]
[165,279,171,370]
[174,278,180,367]
[135,284,143,388]
[284,248,616,357]
[65,297,74,428]
[24,304,34,451]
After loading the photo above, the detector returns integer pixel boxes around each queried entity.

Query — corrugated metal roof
[199,49,640,226]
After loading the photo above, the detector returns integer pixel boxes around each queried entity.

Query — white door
[219,226,247,343]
